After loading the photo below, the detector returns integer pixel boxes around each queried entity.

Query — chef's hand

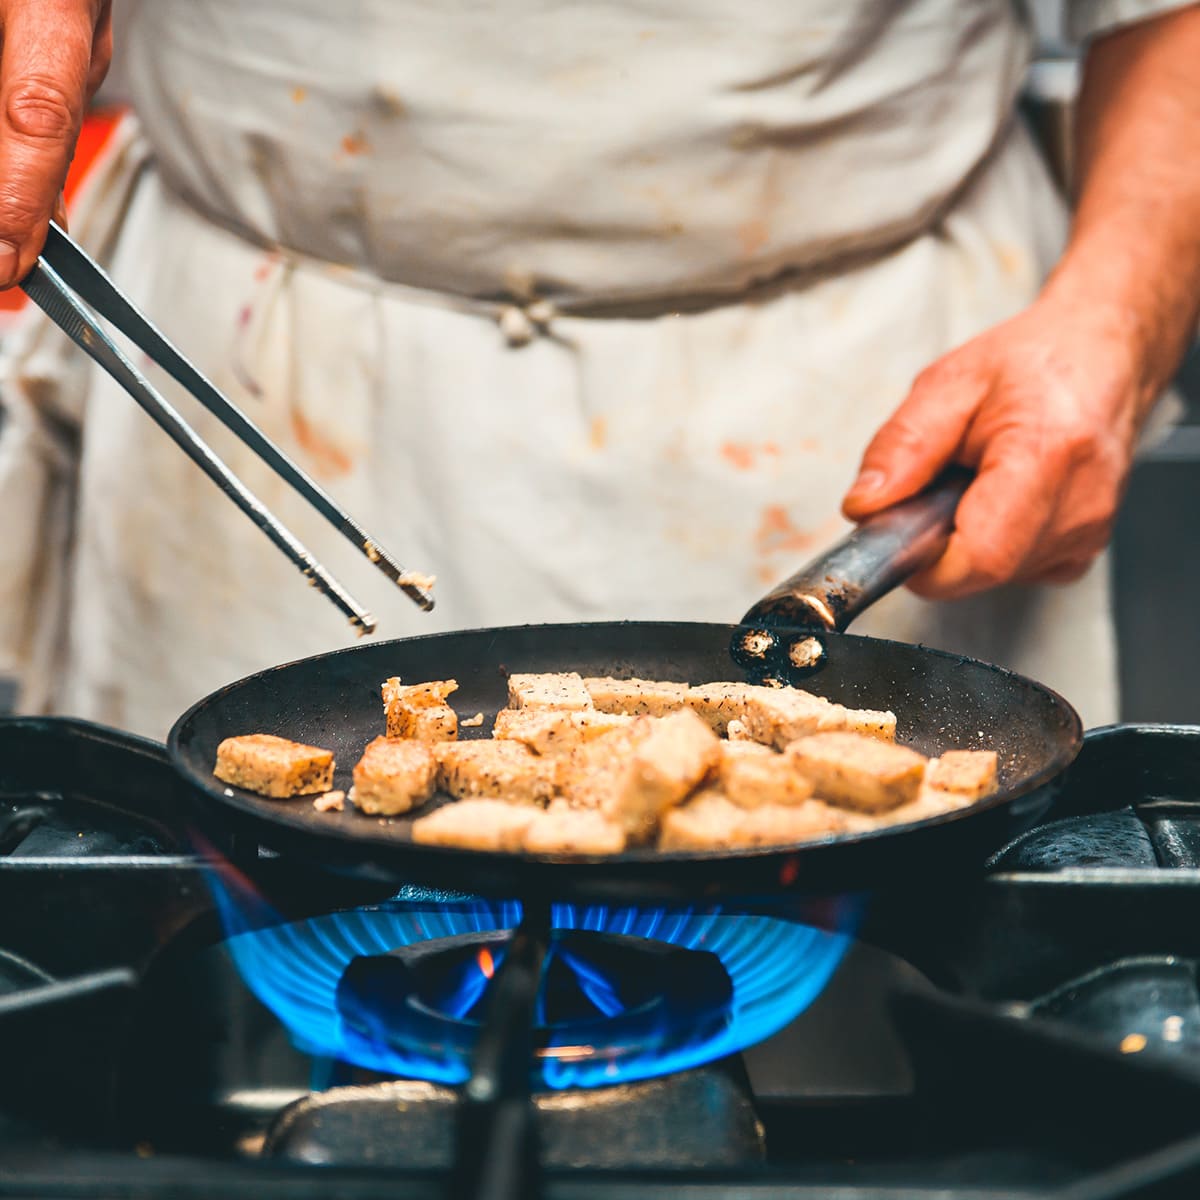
[843,5,1200,602]
[840,297,1147,600]
[0,0,111,287]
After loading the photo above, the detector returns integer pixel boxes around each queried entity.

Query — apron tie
[497,298,557,347]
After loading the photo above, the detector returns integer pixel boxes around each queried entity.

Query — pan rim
[167,619,1084,867]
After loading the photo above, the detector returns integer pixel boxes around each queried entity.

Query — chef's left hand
[840,297,1151,600]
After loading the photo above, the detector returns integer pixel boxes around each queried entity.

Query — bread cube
[734,800,851,846]
[841,706,898,742]
[659,788,848,850]
[686,682,758,735]
[557,719,657,809]
[214,734,335,798]
[506,672,594,712]
[382,677,460,740]
[388,704,459,742]
[436,740,562,805]
[411,800,536,851]
[598,708,722,839]
[583,676,690,717]
[521,802,627,855]
[874,782,975,829]
[924,750,999,799]
[787,731,926,812]
[658,789,744,850]
[742,687,848,750]
[350,736,438,815]
[492,708,633,755]
[719,741,815,808]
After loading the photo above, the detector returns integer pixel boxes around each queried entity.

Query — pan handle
[735,470,969,676]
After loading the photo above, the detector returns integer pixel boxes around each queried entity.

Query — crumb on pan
[313,789,346,812]
[461,712,485,727]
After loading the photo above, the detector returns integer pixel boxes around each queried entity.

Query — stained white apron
[1,0,1181,738]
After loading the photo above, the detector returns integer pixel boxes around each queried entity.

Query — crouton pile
[212,671,998,855]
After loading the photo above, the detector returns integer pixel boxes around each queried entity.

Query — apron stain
[372,87,407,117]
[755,507,842,557]
[290,410,354,478]
[340,130,371,157]
[291,86,307,104]
[588,416,608,451]
[720,440,782,470]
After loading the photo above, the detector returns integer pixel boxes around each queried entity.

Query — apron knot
[497,299,557,347]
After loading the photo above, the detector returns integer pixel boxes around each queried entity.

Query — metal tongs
[20,222,434,635]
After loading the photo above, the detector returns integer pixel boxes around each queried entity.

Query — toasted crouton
[382,677,461,740]
[350,737,438,815]
[506,672,594,712]
[841,707,898,742]
[719,741,815,808]
[658,789,745,850]
[492,708,633,755]
[436,740,562,805]
[583,677,690,717]
[597,709,722,839]
[686,682,758,735]
[557,719,657,809]
[874,781,975,829]
[741,687,848,749]
[658,788,847,850]
[788,731,926,812]
[411,800,536,851]
[733,800,851,846]
[388,704,459,742]
[214,734,335,798]
[925,750,999,799]
[521,803,627,855]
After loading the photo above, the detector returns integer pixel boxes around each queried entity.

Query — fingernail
[848,469,887,499]
[0,241,19,286]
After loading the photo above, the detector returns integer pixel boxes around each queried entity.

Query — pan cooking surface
[169,622,1081,887]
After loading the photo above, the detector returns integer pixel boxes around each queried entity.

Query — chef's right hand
[0,0,111,287]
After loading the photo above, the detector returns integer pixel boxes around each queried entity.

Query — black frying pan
[169,475,1082,902]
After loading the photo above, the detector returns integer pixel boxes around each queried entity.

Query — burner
[209,874,851,1089]
[335,927,734,1086]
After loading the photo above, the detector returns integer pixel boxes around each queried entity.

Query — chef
[0,0,1197,739]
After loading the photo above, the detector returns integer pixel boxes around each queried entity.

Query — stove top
[4,717,1200,1198]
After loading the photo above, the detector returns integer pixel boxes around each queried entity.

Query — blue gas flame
[207,871,852,1090]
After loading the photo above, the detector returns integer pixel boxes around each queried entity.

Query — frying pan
[169,474,1082,902]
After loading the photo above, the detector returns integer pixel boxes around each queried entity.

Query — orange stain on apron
[720,440,781,470]
[755,507,842,557]
[290,410,355,477]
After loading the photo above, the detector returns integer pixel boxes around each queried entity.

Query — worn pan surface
[168,476,1083,902]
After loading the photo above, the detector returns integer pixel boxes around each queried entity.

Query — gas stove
[4,718,1200,1198]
